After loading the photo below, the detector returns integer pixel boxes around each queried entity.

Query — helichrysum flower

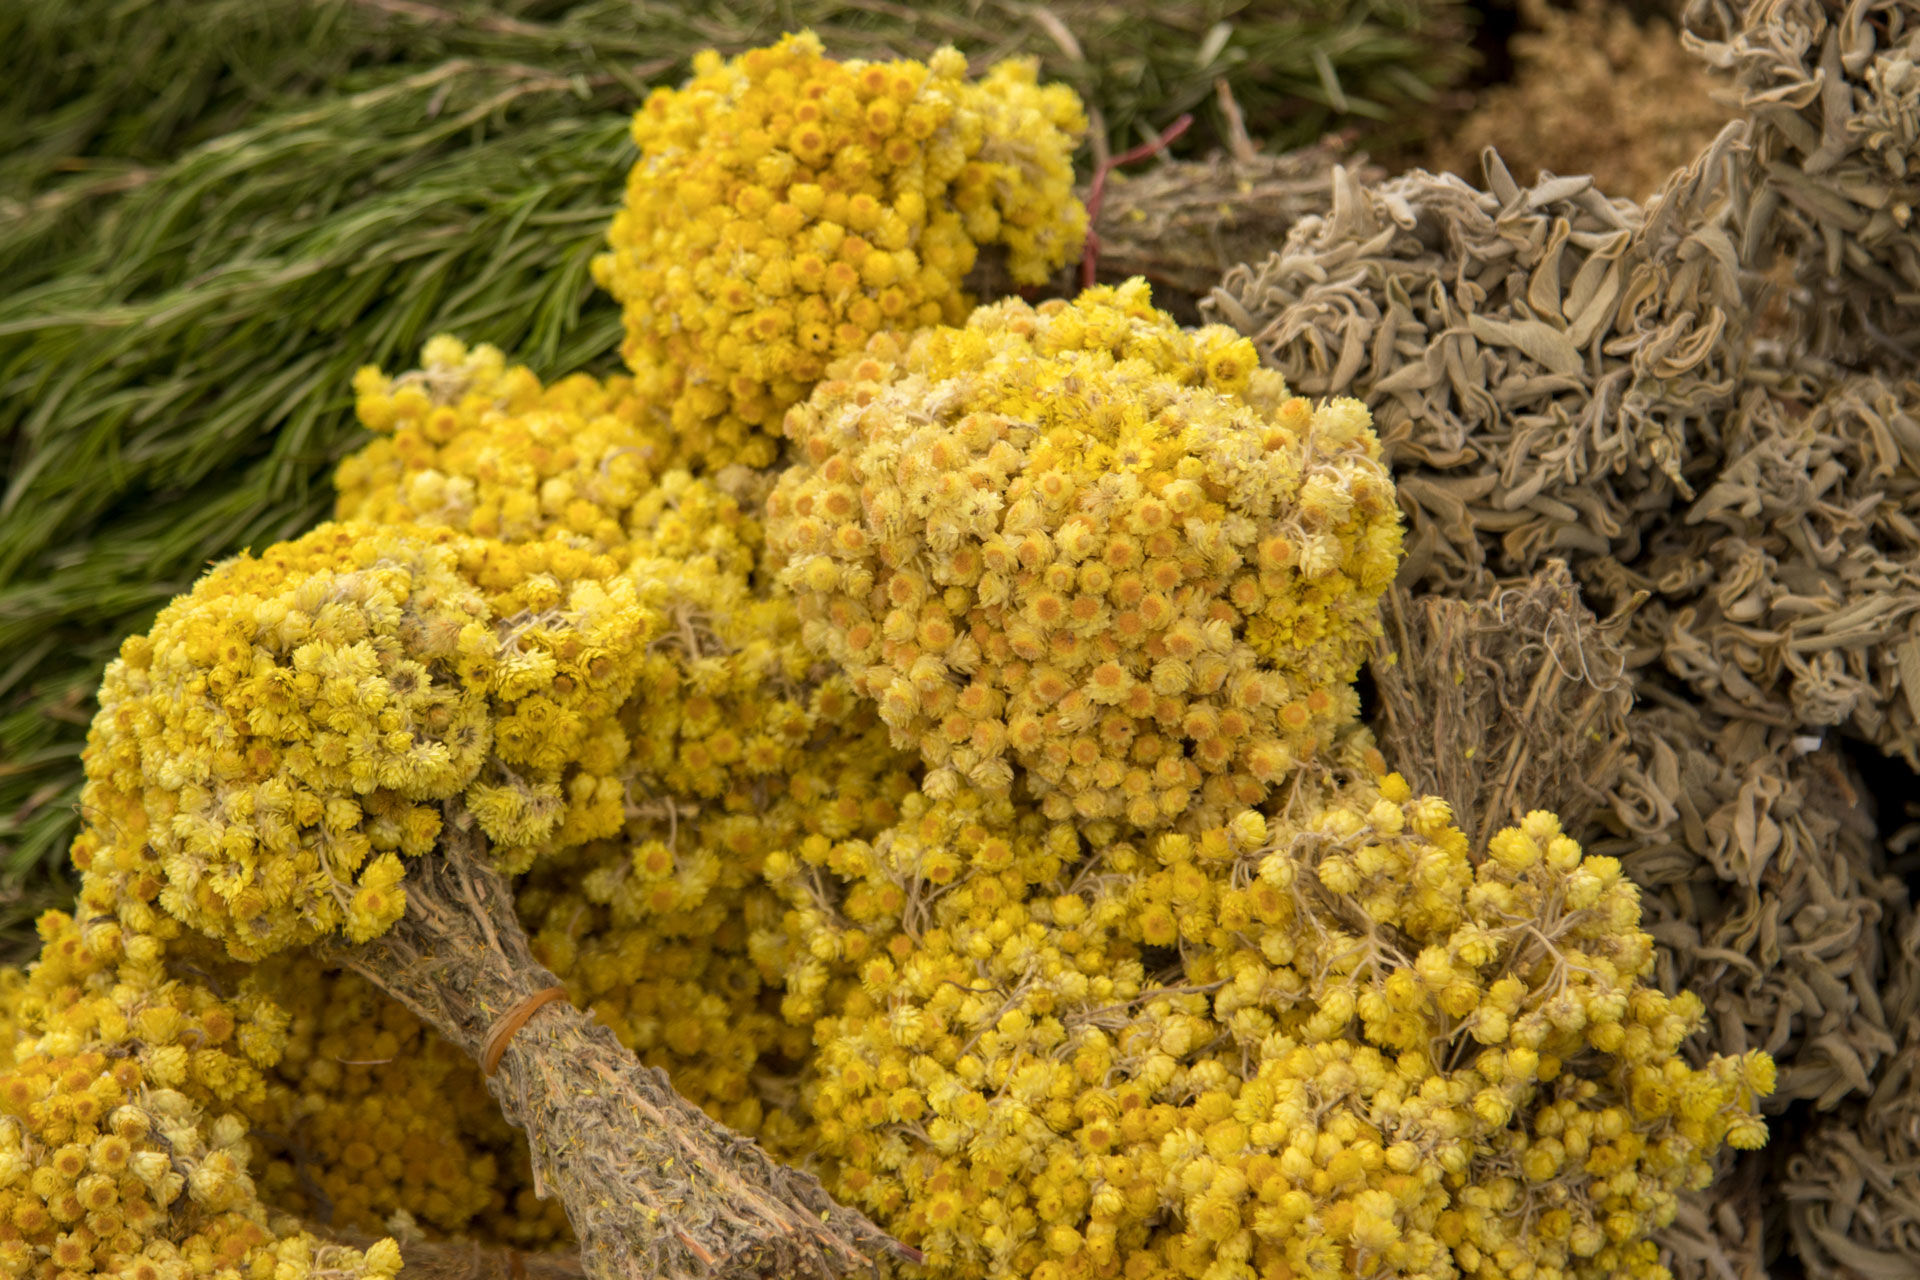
[75,522,656,959]
[768,279,1404,829]
[0,907,406,1280]
[338,335,675,555]
[593,31,1089,472]
[772,759,1772,1280]
[337,338,926,1149]
[511,498,921,1145]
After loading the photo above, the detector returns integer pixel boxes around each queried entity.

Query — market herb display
[0,33,1774,1280]
[2,4,1917,1280]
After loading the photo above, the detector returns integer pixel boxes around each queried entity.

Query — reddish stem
[1080,113,1195,289]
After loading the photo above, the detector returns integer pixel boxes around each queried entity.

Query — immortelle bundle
[13,522,908,1280]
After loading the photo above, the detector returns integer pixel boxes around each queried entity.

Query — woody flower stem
[323,807,914,1280]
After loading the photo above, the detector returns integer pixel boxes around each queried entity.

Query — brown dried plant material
[1087,137,1383,314]
[1685,0,1920,365]
[1202,124,1751,595]
[1659,1152,1776,1280]
[1605,362,1920,767]
[320,1234,584,1280]
[967,137,1381,321]
[1367,561,1638,850]
[1437,0,1733,202]
[322,811,909,1280]
[1784,908,1920,1279]
[1595,697,1906,1111]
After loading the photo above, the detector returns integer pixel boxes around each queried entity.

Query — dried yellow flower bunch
[337,336,671,554]
[775,762,1773,1280]
[593,30,1089,472]
[516,509,921,1142]
[767,281,1404,829]
[0,908,397,1280]
[337,345,925,1138]
[246,965,569,1247]
[73,522,655,961]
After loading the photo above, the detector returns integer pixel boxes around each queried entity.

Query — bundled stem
[325,812,909,1280]
[1367,562,1638,850]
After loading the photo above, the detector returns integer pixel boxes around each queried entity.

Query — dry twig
[325,812,911,1280]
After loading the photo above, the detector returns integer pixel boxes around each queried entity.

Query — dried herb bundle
[1597,697,1906,1111]
[1074,137,1384,320]
[325,814,907,1280]
[1202,124,1750,595]
[1685,0,1920,366]
[1367,560,1638,849]
[1785,908,1920,1279]
[1612,363,1920,767]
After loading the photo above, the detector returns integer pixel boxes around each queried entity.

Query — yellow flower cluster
[511,476,919,1141]
[0,907,399,1280]
[246,966,569,1248]
[336,336,926,1141]
[336,336,672,554]
[774,762,1773,1280]
[72,522,656,960]
[13,31,1776,1277]
[513,640,917,1143]
[767,281,1404,829]
[593,31,1088,472]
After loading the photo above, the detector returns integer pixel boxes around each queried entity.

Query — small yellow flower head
[592,32,1089,471]
[338,334,673,556]
[768,281,1404,828]
[78,522,656,958]
[774,759,1770,1280]
[0,912,417,1280]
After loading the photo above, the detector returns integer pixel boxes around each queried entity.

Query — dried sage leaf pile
[1618,363,1920,766]
[1204,125,1749,595]
[1596,699,1907,1111]
[1785,908,1920,1279]
[1685,0,1920,366]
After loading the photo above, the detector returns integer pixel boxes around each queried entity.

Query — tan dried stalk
[1089,138,1383,313]
[1367,561,1638,851]
[321,809,909,1280]
[968,138,1379,321]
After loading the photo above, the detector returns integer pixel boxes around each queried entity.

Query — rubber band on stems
[481,985,571,1076]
